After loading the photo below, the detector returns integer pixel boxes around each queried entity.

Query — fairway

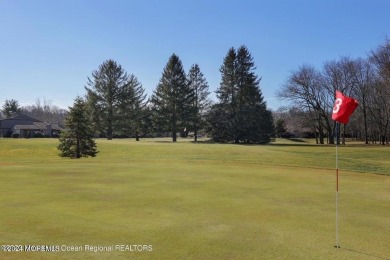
[1,138,389,259]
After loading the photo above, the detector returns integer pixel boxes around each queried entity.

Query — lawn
[0,138,389,259]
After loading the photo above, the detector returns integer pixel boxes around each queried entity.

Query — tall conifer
[209,46,274,143]
[85,59,128,140]
[58,96,98,158]
[151,54,193,142]
[116,75,147,140]
[187,64,211,142]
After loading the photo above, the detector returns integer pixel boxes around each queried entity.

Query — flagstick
[332,91,358,249]
[335,122,340,248]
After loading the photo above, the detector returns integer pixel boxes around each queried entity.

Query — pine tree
[187,64,211,142]
[206,103,233,142]
[208,46,274,143]
[85,89,104,136]
[58,96,98,158]
[209,48,238,142]
[216,48,237,104]
[116,74,148,141]
[235,45,274,143]
[2,99,21,118]
[85,59,129,140]
[275,119,287,137]
[151,54,194,142]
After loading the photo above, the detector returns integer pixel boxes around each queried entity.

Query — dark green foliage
[216,48,237,105]
[4,130,12,138]
[85,59,148,140]
[116,75,148,141]
[2,99,21,118]
[85,89,103,136]
[151,54,194,142]
[206,103,234,142]
[58,96,98,158]
[33,132,44,138]
[275,119,287,137]
[187,64,211,142]
[85,60,125,139]
[208,46,274,144]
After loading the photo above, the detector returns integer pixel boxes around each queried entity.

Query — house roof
[1,113,64,133]
[14,122,63,131]
[2,112,42,122]
[14,124,40,130]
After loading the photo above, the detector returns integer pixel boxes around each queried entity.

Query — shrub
[4,130,12,138]
[33,132,44,138]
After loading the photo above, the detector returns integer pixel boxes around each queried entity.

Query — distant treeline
[1,98,68,124]
[2,46,274,144]
[277,38,390,145]
[5,39,390,145]
[82,45,273,143]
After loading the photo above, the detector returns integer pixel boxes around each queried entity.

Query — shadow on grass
[190,139,216,144]
[341,247,390,260]
[153,140,176,143]
[191,138,317,147]
[160,138,375,148]
[266,143,316,147]
[285,138,307,143]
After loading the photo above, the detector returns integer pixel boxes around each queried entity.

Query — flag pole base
[334,245,341,249]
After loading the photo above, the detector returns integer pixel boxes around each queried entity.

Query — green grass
[0,138,389,259]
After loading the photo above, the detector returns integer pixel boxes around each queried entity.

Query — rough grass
[0,138,389,259]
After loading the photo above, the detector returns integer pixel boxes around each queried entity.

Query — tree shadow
[190,139,216,144]
[341,247,390,260]
[153,140,176,143]
[191,139,317,147]
[266,143,316,147]
[285,138,307,143]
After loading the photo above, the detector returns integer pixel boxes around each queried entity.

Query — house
[0,113,63,138]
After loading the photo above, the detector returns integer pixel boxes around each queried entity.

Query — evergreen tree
[151,54,194,142]
[85,89,103,136]
[208,46,274,143]
[235,46,274,143]
[206,103,234,142]
[85,59,129,140]
[275,119,287,137]
[216,48,237,104]
[58,96,98,158]
[187,64,211,142]
[116,74,148,140]
[2,99,21,118]
[210,48,237,141]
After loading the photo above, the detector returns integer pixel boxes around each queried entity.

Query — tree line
[2,45,274,155]
[277,39,390,145]
[79,45,273,144]
[54,45,274,157]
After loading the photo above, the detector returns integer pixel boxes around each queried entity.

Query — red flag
[332,90,359,124]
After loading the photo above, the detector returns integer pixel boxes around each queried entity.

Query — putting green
[0,138,389,259]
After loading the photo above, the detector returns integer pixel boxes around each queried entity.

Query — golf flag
[332,90,358,248]
[332,90,359,124]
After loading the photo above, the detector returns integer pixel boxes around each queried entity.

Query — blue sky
[1,0,389,110]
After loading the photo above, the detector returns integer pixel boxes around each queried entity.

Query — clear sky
[1,0,389,110]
